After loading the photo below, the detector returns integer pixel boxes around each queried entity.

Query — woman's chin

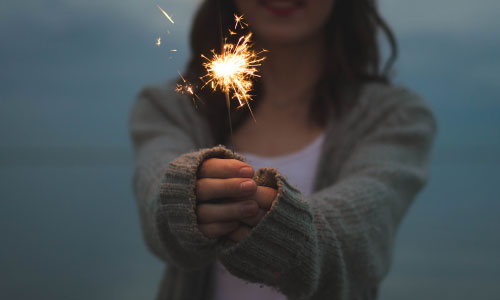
[255,28,311,47]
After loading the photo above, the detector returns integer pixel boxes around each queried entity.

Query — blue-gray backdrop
[1,0,499,299]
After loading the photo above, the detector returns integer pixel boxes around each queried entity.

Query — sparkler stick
[202,3,266,151]
[224,89,234,152]
[218,0,235,153]
[161,3,265,152]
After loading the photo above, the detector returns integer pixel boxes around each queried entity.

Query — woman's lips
[259,0,304,17]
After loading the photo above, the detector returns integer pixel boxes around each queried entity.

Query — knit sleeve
[129,84,223,270]
[216,90,437,299]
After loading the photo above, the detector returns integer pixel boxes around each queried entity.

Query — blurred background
[0,0,498,299]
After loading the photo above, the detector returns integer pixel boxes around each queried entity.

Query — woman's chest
[233,117,325,157]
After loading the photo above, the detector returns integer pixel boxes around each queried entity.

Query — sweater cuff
[158,146,246,261]
[217,168,316,289]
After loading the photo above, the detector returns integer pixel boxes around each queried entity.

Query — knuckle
[203,224,219,238]
[229,159,250,173]
[195,205,207,223]
[241,216,257,226]
[200,222,236,238]
[224,159,241,177]
[225,178,241,195]
[196,178,207,189]
[235,203,245,217]
[204,158,217,166]
[198,224,211,237]
[195,179,207,199]
[264,187,278,199]
[198,160,212,177]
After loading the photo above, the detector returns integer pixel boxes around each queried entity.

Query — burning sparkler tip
[201,32,266,113]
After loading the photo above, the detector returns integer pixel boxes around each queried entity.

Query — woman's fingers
[240,208,267,227]
[198,221,239,238]
[237,186,278,210]
[227,224,251,243]
[197,200,259,223]
[196,178,257,201]
[198,158,254,179]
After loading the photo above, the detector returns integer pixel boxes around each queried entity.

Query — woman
[130,0,437,299]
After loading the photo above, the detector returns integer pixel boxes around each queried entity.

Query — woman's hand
[196,158,260,238]
[227,185,277,243]
[195,158,278,243]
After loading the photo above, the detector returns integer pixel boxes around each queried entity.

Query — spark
[201,32,266,120]
[176,71,201,108]
[228,29,237,35]
[156,37,161,47]
[170,49,177,52]
[234,14,247,29]
[157,5,174,24]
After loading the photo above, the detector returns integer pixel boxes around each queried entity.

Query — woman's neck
[233,35,327,156]
[258,34,326,109]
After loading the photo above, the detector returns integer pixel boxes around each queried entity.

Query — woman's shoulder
[356,82,429,110]
[336,82,437,134]
[344,82,435,121]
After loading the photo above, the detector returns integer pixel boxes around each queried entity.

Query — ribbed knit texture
[129,81,437,300]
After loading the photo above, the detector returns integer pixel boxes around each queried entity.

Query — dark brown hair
[182,0,397,144]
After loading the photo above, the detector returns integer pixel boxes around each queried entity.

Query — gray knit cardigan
[129,81,437,300]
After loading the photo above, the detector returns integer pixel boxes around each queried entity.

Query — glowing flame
[157,5,174,24]
[202,32,266,119]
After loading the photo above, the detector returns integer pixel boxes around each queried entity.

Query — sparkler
[153,5,202,108]
[200,13,266,151]
[234,14,248,30]
[157,5,175,24]
[155,5,266,151]
[201,18,266,121]
[176,71,202,108]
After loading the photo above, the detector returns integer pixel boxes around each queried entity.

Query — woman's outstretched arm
[216,87,437,299]
[131,83,269,271]
[129,84,221,269]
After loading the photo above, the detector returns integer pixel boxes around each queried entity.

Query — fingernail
[240,180,256,193]
[241,201,258,216]
[239,167,254,178]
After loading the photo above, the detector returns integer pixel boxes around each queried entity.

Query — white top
[213,132,326,300]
